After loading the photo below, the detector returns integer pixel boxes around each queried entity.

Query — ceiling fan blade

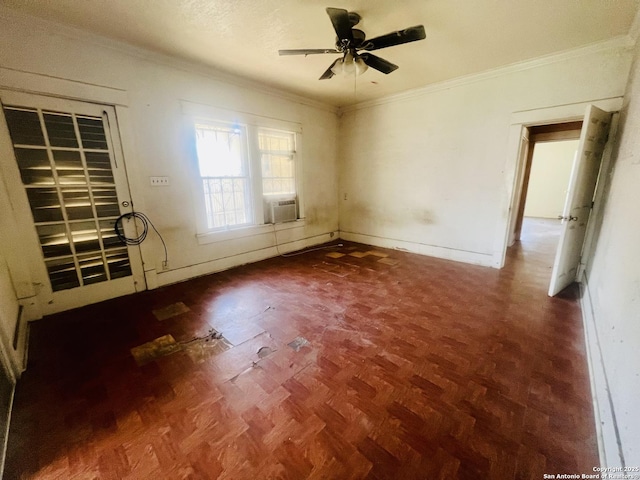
[326,7,354,43]
[279,48,339,56]
[361,25,426,51]
[360,53,398,74]
[319,58,341,80]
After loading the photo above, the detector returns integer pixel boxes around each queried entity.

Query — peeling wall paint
[584,37,640,466]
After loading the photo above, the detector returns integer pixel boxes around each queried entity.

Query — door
[548,105,612,296]
[0,90,145,314]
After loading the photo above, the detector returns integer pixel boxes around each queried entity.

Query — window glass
[195,123,251,229]
[259,129,296,197]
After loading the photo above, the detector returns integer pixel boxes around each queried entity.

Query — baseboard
[579,279,624,467]
[338,231,495,267]
[155,232,337,287]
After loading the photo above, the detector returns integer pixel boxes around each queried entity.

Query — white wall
[583,37,640,467]
[339,42,633,267]
[0,253,21,378]
[0,8,340,316]
[524,140,577,218]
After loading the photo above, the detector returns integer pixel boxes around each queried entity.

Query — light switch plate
[150,176,169,186]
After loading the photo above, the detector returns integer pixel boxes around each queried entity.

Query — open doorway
[507,106,615,296]
[507,121,583,280]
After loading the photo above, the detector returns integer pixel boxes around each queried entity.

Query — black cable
[114,212,168,267]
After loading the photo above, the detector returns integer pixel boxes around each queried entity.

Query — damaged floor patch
[366,250,389,258]
[257,346,275,358]
[325,252,345,259]
[131,335,181,366]
[131,331,232,366]
[183,335,233,364]
[152,302,190,321]
[377,257,399,266]
[288,336,310,352]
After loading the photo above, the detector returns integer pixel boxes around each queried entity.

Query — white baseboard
[338,231,495,267]
[155,232,337,287]
[579,279,624,467]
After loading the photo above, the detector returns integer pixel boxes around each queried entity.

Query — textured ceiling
[1,0,638,106]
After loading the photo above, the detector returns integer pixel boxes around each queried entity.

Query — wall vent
[270,199,297,224]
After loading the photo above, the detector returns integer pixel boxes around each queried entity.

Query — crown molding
[0,6,339,115]
[340,35,634,114]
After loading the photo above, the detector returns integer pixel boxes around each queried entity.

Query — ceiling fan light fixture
[354,56,368,76]
[342,52,356,75]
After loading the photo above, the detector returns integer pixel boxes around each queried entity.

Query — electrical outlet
[150,176,169,186]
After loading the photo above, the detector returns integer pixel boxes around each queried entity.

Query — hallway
[5,225,597,479]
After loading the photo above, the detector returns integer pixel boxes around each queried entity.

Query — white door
[548,105,612,296]
[0,90,146,314]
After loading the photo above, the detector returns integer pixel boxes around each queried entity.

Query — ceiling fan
[279,7,426,80]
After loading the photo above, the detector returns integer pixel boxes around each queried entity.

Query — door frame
[494,97,624,269]
[510,121,583,245]
[0,73,152,320]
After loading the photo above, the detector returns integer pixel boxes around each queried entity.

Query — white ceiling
[2,0,638,107]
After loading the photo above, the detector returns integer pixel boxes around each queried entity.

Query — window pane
[54,150,87,185]
[44,113,78,148]
[258,129,296,197]
[196,122,252,229]
[3,108,45,146]
[202,177,250,229]
[37,223,72,258]
[14,148,54,186]
[195,124,245,177]
[27,188,64,222]
[46,257,80,291]
[85,152,115,184]
[77,117,108,150]
[61,187,94,220]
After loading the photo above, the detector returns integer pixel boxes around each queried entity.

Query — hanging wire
[114,212,168,267]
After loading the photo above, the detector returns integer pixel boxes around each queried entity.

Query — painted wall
[0,252,20,377]
[0,8,340,316]
[524,140,578,218]
[339,43,633,267]
[583,37,640,466]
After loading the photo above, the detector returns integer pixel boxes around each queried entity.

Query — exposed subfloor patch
[366,250,389,258]
[183,335,233,363]
[287,336,310,352]
[130,331,232,366]
[325,252,345,259]
[152,302,190,321]
[377,257,399,265]
[130,334,181,366]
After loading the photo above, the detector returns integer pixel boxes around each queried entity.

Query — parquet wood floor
[4,218,598,479]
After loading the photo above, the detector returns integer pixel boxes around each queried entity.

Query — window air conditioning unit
[270,199,297,224]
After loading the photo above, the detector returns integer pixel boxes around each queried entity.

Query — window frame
[194,121,253,230]
[182,101,304,242]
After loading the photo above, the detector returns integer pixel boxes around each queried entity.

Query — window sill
[196,219,306,246]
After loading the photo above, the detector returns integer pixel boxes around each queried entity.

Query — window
[195,123,252,229]
[259,129,296,197]
[193,118,300,232]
